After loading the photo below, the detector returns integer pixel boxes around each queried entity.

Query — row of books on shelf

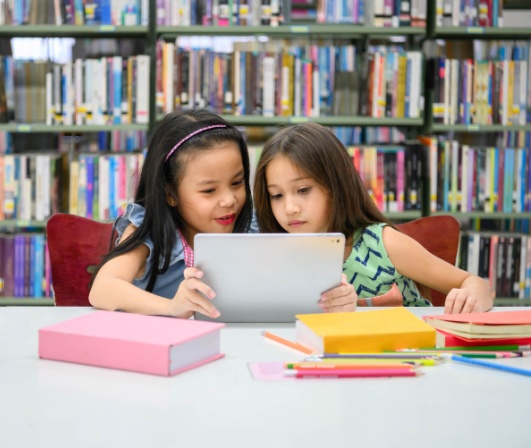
[4,229,531,301]
[58,129,148,153]
[0,233,52,298]
[249,143,424,213]
[2,142,423,224]
[431,41,531,125]
[0,0,148,25]
[157,39,423,119]
[6,139,531,223]
[0,0,517,30]
[350,144,423,212]
[155,0,288,26]
[0,151,144,222]
[0,130,147,155]
[0,125,404,154]
[0,55,151,125]
[333,126,406,146]
[307,0,427,27]
[435,0,504,28]
[459,232,531,300]
[69,152,143,220]
[0,153,62,222]
[424,138,531,213]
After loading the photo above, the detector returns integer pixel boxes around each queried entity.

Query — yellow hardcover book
[68,160,79,216]
[396,54,407,118]
[295,307,436,354]
[281,52,293,116]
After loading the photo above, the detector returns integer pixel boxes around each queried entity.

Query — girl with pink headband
[89,110,255,318]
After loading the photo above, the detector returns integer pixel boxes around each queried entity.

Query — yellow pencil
[308,357,439,366]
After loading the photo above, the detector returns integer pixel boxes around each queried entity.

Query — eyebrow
[197,170,244,186]
[267,176,311,188]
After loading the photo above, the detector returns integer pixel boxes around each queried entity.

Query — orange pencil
[261,331,314,355]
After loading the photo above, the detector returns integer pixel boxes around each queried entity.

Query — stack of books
[424,310,531,348]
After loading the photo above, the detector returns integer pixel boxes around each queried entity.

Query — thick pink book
[39,311,225,376]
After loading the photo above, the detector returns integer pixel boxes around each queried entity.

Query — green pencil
[394,349,512,359]
[417,345,530,352]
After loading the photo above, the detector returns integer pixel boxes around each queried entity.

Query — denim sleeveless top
[115,203,258,299]
[343,223,432,307]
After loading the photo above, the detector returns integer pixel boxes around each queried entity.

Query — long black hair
[91,109,253,292]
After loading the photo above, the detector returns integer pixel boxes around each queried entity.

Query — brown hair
[253,122,392,237]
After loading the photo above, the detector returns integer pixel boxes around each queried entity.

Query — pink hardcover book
[39,311,225,376]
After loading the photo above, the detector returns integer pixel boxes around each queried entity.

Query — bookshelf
[424,1,531,306]
[430,27,531,38]
[216,116,424,127]
[0,25,149,37]
[2,0,531,306]
[157,24,426,37]
[0,0,154,305]
[0,124,148,132]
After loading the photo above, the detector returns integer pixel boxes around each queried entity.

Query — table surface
[1,306,531,448]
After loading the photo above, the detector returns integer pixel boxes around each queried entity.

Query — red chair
[357,215,461,307]
[397,215,460,306]
[46,214,114,306]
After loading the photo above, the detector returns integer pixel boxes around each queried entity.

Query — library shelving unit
[424,2,531,305]
[0,2,156,305]
[5,1,530,306]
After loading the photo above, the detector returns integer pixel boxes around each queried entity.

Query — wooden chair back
[357,215,460,307]
[395,215,460,306]
[46,214,114,306]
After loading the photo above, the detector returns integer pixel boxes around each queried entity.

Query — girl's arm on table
[89,245,175,315]
[89,226,219,318]
[382,226,494,314]
[89,249,219,318]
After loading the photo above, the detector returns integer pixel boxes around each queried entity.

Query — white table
[1,306,530,448]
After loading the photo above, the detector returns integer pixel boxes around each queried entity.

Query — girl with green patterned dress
[253,122,494,314]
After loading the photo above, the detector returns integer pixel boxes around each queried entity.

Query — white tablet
[194,233,345,323]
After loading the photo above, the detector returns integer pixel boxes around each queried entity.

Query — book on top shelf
[39,311,225,376]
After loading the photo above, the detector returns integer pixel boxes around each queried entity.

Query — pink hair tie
[164,124,228,162]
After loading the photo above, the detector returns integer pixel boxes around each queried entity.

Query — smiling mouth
[216,214,236,225]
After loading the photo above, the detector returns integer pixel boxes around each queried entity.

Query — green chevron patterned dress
[343,223,432,307]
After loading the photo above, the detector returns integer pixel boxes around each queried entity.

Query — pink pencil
[285,368,422,378]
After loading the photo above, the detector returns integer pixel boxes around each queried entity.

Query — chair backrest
[46,213,114,306]
[395,215,460,306]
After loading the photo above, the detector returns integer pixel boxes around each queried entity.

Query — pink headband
[164,124,228,162]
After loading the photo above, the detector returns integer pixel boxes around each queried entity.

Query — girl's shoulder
[352,222,387,245]
[115,203,185,268]
[115,202,146,235]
